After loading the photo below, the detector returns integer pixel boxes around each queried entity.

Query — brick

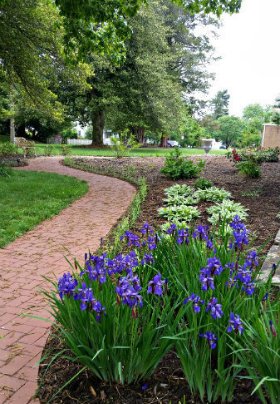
[0,375,26,393]
[0,355,33,376]
[4,381,37,404]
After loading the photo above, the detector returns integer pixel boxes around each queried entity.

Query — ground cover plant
[0,170,88,247]
[161,148,205,179]
[43,217,280,403]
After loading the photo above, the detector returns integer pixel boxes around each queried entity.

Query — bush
[194,187,231,203]
[207,199,248,225]
[60,144,71,156]
[194,177,213,190]
[236,161,261,178]
[161,148,205,180]
[158,205,200,222]
[0,142,20,157]
[44,144,55,156]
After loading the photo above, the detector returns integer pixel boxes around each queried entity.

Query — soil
[38,155,280,403]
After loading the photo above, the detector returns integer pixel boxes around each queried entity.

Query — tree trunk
[131,127,145,143]
[160,135,168,147]
[10,118,15,144]
[91,109,105,146]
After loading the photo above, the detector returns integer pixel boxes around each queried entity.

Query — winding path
[0,157,136,403]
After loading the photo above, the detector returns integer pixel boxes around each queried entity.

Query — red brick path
[0,157,135,403]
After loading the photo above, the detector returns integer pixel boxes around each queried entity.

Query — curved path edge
[0,157,136,404]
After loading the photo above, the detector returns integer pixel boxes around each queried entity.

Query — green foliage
[216,115,244,148]
[236,161,261,178]
[111,130,139,158]
[0,170,88,247]
[60,144,72,156]
[158,205,200,222]
[194,187,231,202]
[207,200,248,225]
[194,177,213,189]
[0,142,20,156]
[234,303,280,404]
[211,89,230,119]
[44,144,55,156]
[161,148,205,180]
[238,148,280,163]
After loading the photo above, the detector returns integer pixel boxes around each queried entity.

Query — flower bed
[40,216,279,403]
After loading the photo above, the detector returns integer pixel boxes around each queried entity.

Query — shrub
[60,144,71,156]
[44,144,55,156]
[194,177,213,190]
[111,130,139,158]
[0,142,20,157]
[161,148,204,180]
[236,161,261,178]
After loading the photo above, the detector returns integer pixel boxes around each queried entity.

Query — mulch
[38,155,280,403]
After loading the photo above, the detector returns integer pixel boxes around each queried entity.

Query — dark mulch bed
[38,155,279,403]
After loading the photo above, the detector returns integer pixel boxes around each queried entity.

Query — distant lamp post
[201,138,213,154]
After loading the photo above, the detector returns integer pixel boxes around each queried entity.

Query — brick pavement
[0,157,136,403]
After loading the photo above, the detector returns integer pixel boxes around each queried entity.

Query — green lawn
[35,144,226,157]
[0,170,88,247]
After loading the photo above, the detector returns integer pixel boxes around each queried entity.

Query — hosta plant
[194,186,231,203]
[164,184,195,198]
[207,199,248,225]
[158,205,200,222]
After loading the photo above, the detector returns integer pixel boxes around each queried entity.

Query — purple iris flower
[177,229,189,245]
[193,225,209,241]
[116,273,143,308]
[147,273,167,296]
[141,253,154,266]
[140,222,154,236]
[184,293,204,313]
[199,268,215,291]
[242,281,255,296]
[58,272,78,299]
[246,250,259,268]
[229,216,249,250]
[166,223,177,235]
[120,231,141,248]
[199,331,217,349]
[227,313,244,335]
[74,283,105,319]
[206,297,223,319]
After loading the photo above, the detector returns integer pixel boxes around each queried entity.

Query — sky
[207,0,280,116]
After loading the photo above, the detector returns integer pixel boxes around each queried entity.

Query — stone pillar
[262,124,280,148]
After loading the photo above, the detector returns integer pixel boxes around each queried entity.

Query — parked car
[167,140,181,147]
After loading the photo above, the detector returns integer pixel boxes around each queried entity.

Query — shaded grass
[0,170,88,247]
[35,144,226,157]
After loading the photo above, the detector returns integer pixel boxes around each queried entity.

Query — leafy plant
[151,218,275,402]
[194,186,231,203]
[0,142,20,156]
[44,144,55,156]
[60,144,71,156]
[163,194,199,206]
[158,205,200,222]
[194,177,213,189]
[236,161,261,178]
[164,184,195,197]
[161,148,204,180]
[207,200,248,225]
[46,228,186,384]
[111,130,139,158]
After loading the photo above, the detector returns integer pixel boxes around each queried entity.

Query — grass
[34,144,226,157]
[0,170,88,247]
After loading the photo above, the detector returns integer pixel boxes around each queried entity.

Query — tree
[216,115,244,148]
[211,90,230,119]
[241,103,270,147]
[106,0,184,143]
[271,97,280,125]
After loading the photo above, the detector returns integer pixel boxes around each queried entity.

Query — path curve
[0,157,136,403]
